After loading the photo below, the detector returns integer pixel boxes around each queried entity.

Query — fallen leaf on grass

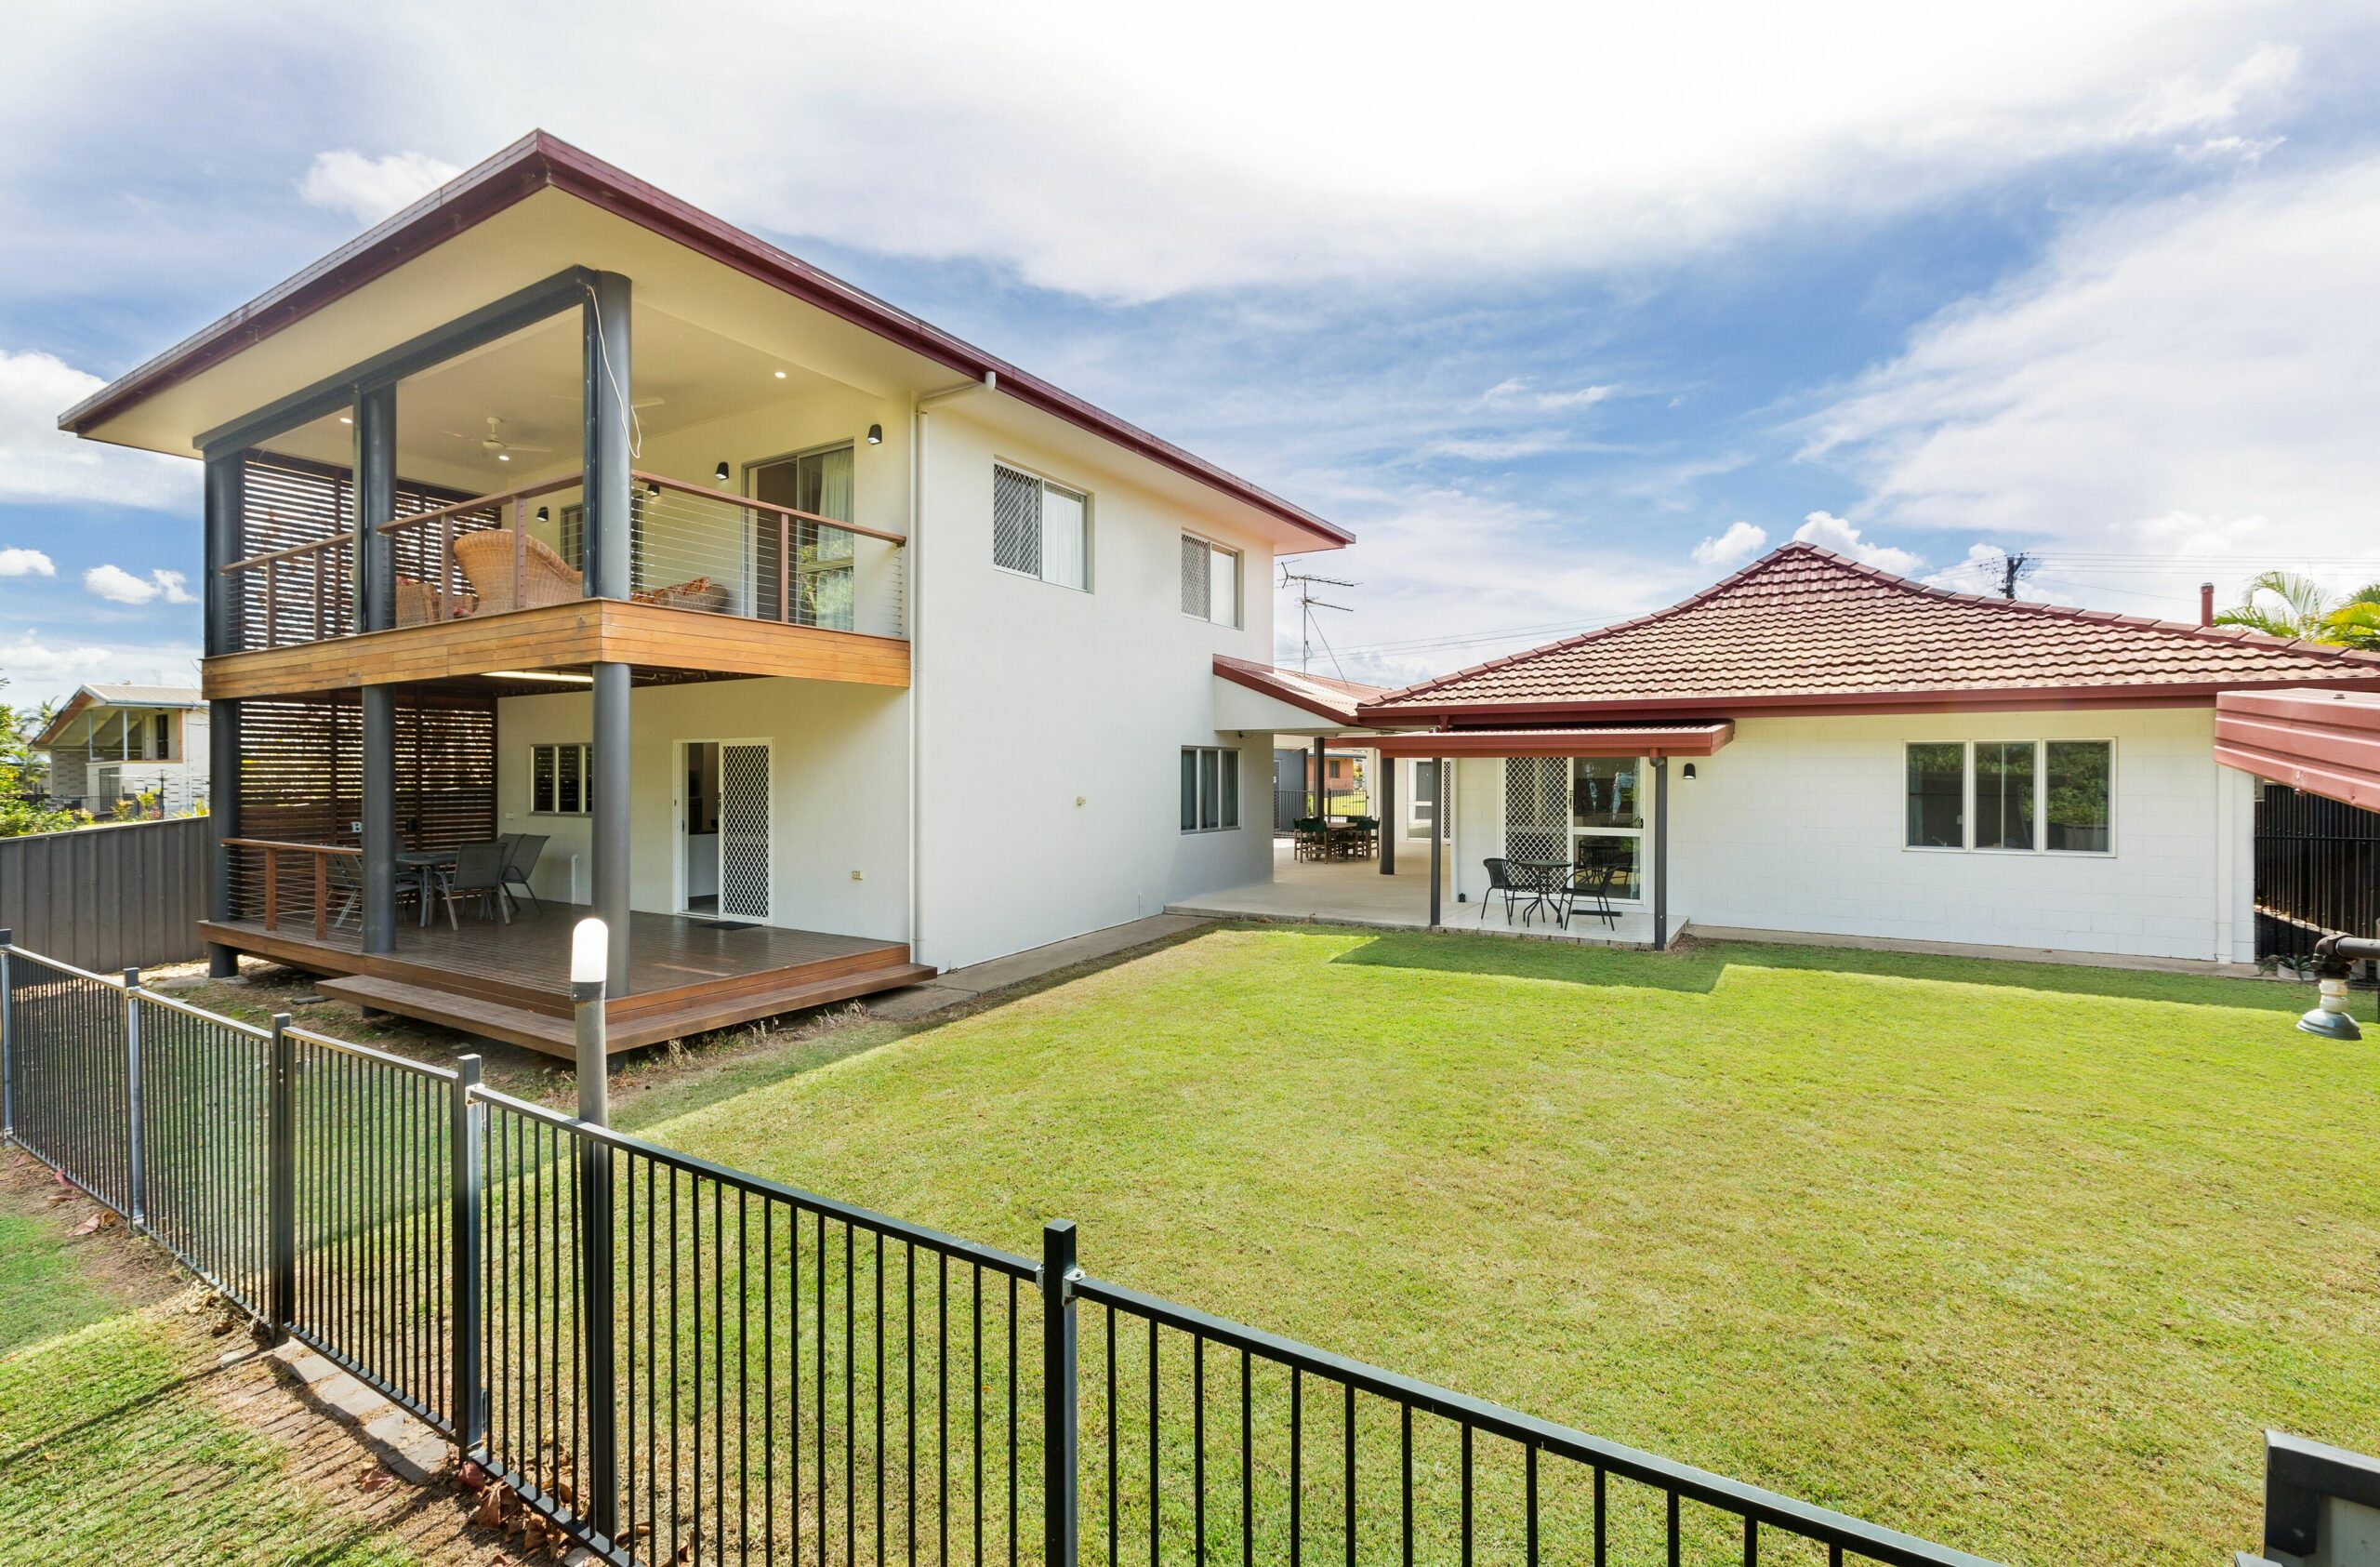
[69,1211,117,1236]
[358,1464,393,1494]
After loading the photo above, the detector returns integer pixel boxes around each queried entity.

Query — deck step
[317,958,939,1059]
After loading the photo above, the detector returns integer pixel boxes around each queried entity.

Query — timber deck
[200,903,932,1056]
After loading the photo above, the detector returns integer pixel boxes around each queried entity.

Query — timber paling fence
[0,933,1999,1567]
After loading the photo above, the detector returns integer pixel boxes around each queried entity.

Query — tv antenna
[1278,565,1356,678]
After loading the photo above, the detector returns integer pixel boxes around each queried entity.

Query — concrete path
[865,914,1210,1020]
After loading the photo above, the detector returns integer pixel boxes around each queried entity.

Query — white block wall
[1663,707,2254,962]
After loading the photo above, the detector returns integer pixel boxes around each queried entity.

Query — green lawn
[635,924,2380,1565]
[0,1196,417,1565]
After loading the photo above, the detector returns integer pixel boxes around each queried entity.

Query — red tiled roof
[1364,544,2380,722]
[1213,656,1390,726]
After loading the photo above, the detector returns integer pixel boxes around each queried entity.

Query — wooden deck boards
[201,902,931,1057]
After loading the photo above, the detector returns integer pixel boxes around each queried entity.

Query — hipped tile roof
[1366,544,2380,719]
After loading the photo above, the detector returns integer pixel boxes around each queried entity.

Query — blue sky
[5,1,2378,704]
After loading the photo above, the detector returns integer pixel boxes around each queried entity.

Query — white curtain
[1040,485,1087,589]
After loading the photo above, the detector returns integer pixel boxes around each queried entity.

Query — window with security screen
[992,463,1088,590]
[1180,533,1239,626]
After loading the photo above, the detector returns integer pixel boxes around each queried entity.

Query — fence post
[0,928,13,1142]
[1042,1219,1080,1567]
[122,967,146,1225]
[267,1013,295,1340]
[450,1054,485,1454]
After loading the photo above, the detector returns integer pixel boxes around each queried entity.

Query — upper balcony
[195,287,913,701]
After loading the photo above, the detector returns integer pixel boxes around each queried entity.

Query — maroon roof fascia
[60,132,1352,551]
[1372,723,1736,759]
[2215,687,2380,811]
[1212,655,1387,726]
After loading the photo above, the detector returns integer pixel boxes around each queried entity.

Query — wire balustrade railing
[1,930,2000,1567]
[218,470,906,652]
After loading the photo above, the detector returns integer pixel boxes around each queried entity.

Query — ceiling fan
[443,415,556,463]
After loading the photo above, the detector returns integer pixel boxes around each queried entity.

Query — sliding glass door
[1502,755,1647,902]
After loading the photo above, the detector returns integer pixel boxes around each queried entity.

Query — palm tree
[2215,571,2380,648]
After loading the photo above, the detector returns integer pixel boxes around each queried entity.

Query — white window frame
[1901,739,2115,857]
[530,742,595,817]
[1180,746,1240,833]
[1179,531,1242,627]
[993,461,1092,591]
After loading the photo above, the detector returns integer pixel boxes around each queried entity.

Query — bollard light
[570,916,610,1122]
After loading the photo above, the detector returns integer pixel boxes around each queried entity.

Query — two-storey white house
[57,132,1344,1053]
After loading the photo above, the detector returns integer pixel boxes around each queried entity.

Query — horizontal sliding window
[993,463,1090,591]
[1181,746,1238,832]
[1905,740,2111,854]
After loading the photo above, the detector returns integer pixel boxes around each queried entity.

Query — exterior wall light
[1682,763,1698,782]
[866,424,883,445]
[714,460,731,485]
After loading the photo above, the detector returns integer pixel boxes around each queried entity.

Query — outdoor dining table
[395,847,458,926]
[1504,857,1574,925]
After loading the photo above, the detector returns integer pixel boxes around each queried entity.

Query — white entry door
[718,742,773,921]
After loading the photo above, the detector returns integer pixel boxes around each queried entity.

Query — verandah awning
[2215,688,2380,811]
[1370,722,1735,759]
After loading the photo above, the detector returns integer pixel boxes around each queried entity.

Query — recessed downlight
[773,370,787,379]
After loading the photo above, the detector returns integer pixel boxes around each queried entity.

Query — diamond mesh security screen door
[1504,755,1569,864]
[719,743,772,921]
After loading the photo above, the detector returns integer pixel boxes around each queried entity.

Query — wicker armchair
[452,528,583,613]
[392,576,479,626]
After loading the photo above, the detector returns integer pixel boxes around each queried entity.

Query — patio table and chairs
[1478,854,1621,931]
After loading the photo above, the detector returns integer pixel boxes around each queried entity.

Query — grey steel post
[353,382,396,633]
[361,686,397,954]
[267,1012,295,1340]
[1652,756,1670,951]
[1042,1219,1080,1567]
[203,450,245,977]
[582,271,633,604]
[450,1054,485,1454]
[1312,736,1327,817]
[1428,758,1446,926]
[122,967,145,1225]
[1379,754,1396,875]
[590,662,631,987]
[1,929,14,1140]
[571,921,617,1542]
[205,699,242,976]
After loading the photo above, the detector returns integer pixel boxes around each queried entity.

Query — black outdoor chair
[327,854,364,930]
[1562,859,1620,931]
[438,841,511,929]
[1479,857,1529,923]
[499,831,549,911]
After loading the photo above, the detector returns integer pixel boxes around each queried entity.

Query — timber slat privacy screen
[1,936,2000,1567]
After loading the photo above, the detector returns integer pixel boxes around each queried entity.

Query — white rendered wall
[494,676,910,944]
[912,407,1277,970]
[1665,708,2251,962]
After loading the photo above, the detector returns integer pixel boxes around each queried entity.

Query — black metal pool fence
[1,931,1999,1567]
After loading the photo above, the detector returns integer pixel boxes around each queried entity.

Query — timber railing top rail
[629,469,909,547]
[371,472,584,538]
[220,837,362,856]
[218,532,354,575]
[1075,1270,2003,1567]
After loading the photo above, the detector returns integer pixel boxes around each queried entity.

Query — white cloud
[8,0,2328,301]
[1801,153,2380,614]
[0,630,200,707]
[297,149,462,225]
[1691,522,1768,570]
[84,564,195,605]
[1791,511,1924,575]
[1486,379,1616,413]
[0,546,55,577]
[0,349,196,509]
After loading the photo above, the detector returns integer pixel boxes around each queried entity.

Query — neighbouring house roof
[1371,723,1735,758]
[32,684,205,749]
[1213,656,1390,728]
[56,131,1350,552]
[1363,544,2380,723]
[2215,687,2380,812]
